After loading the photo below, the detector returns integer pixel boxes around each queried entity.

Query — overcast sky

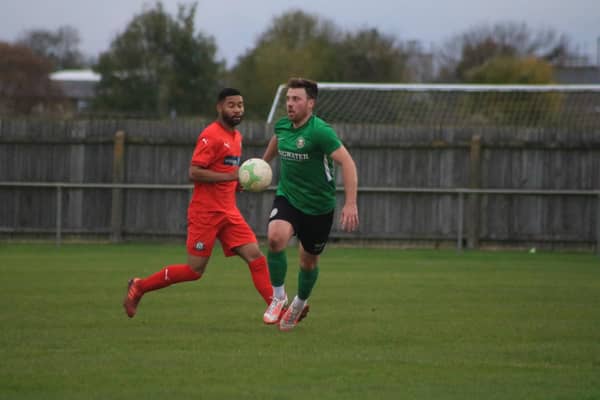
[1,0,599,67]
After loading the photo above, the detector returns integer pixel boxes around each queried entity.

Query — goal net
[266,83,600,128]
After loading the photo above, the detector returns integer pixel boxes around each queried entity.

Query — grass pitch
[1,244,599,399]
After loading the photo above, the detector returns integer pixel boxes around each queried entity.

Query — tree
[332,29,410,82]
[18,25,86,70]
[0,41,63,115]
[438,22,573,82]
[93,2,222,117]
[465,56,554,84]
[460,56,560,125]
[230,10,411,118]
[230,10,340,118]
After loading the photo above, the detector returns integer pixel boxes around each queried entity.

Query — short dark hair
[287,78,318,99]
[217,87,241,102]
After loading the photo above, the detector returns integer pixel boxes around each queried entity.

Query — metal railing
[1,181,599,255]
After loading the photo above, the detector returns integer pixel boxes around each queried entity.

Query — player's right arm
[262,136,279,163]
[188,165,237,183]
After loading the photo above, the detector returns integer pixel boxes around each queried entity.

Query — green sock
[267,251,287,287]
[297,266,319,301]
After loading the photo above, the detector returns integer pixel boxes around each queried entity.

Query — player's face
[286,88,314,124]
[218,95,244,127]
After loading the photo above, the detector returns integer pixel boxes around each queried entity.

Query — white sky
[1,0,599,67]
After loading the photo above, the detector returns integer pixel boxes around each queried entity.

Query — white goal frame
[266,83,600,124]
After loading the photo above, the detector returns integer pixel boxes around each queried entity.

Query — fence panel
[0,118,599,250]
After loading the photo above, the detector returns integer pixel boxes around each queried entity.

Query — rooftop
[50,69,101,82]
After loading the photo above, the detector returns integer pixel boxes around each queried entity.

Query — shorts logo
[270,208,278,218]
[313,242,326,251]
[296,137,305,149]
[194,241,205,251]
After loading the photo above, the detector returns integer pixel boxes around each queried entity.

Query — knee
[247,244,264,261]
[300,258,318,270]
[234,243,263,263]
[189,264,206,275]
[247,249,263,263]
[187,257,209,275]
[267,233,287,252]
[300,251,319,270]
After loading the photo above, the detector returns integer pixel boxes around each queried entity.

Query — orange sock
[248,256,273,304]
[138,264,201,293]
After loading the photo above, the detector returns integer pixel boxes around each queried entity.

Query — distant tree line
[0,1,581,118]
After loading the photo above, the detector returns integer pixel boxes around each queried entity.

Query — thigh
[268,195,300,233]
[186,210,220,257]
[268,196,299,251]
[297,211,334,255]
[267,219,294,252]
[218,210,257,257]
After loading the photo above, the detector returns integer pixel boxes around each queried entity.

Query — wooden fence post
[111,130,126,243]
[597,194,600,257]
[467,135,481,249]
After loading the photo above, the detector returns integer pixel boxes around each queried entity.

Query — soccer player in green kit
[262,78,359,331]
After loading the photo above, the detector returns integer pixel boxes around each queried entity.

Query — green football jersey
[274,114,342,215]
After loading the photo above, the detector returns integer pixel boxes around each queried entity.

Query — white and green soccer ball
[238,158,272,192]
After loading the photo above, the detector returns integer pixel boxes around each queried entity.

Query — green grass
[1,243,599,399]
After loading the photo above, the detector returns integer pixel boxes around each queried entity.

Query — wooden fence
[0,118,599,250]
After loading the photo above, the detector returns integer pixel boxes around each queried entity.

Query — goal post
[264,82,600,251]
[266,83,600,128]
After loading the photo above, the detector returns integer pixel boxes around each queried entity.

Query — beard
[287,107,307,124]
[222,113,242,127]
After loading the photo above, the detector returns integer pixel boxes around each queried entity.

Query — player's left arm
[189,133,238,183]
[330,145,359,232]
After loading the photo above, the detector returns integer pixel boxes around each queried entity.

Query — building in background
[554,65,600,84]
[50,69,100,114]
[554,36,600,84]
[405,40,435,82]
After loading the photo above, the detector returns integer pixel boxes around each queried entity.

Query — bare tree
[18,25,86,70]
[438,21,573,82]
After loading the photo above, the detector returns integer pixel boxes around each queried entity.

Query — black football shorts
[268,195,334,255]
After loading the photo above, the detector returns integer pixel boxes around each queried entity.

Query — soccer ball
[238,158,272,192]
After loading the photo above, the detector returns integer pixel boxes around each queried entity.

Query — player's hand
[228,170,239,182]
[340,203,359,232]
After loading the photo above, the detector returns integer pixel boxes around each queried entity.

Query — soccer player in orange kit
[123,88,273,319]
